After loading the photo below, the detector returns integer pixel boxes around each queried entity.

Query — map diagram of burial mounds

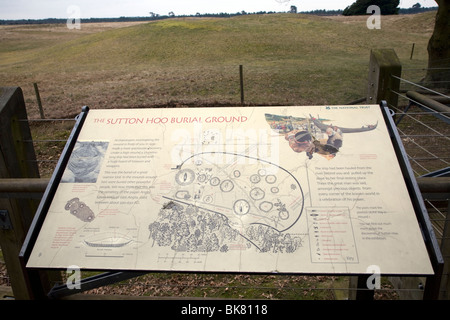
[150,152,304,254]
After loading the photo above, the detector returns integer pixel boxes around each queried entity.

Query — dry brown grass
[0,12,436,119]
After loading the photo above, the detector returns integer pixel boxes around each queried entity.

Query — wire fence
[388,70,450,299]
[388,69,450,178]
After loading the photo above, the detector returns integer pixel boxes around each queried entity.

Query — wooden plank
[0,179,50,193]
[0,87,58,299]
[366,49,402,108]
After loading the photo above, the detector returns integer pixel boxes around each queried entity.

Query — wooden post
[0,87,55,299]
[33,83,45,119]
[410,43,415,60]
[366,49,402,108]
[239,65,244,105]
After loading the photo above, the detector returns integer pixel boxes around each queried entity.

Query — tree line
[343,0,437,15]
[0,6,437,25]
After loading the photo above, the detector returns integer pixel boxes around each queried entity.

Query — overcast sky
[0,0,438,20]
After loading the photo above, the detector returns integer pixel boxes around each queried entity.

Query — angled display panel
[26,105,434,275]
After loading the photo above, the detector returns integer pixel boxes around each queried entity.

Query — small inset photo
[61,141,109,183]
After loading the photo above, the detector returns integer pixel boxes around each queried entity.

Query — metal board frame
[380,101,444,299]
[18,106,90,299]
[18,102,444,299]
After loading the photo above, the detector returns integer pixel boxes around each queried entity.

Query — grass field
[0,12,436,119]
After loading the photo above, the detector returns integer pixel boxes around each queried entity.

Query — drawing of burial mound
[155,152,304,237]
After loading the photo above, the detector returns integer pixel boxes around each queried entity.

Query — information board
[27,105,433,275]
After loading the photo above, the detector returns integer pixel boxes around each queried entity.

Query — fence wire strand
[391,75,450,99]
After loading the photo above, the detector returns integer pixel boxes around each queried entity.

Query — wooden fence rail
[0,87,58,299]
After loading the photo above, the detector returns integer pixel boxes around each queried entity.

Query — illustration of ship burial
[265,113,377,160]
